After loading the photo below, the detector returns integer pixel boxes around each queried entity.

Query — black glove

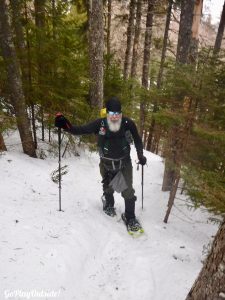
[55,113,72,130]
[138,153,147,166]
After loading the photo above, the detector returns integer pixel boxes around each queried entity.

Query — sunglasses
[108,111,121,116]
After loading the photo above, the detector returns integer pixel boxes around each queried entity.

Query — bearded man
[55,97,147,233]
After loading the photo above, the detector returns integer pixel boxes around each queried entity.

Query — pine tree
[162,0,195,192]
[0,0,36,157]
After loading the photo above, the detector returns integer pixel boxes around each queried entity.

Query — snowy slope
[0,133,218,300]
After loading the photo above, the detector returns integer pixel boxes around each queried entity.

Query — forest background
[0,0,225,298]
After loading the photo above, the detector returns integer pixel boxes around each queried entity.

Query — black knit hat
[106,97,121,113]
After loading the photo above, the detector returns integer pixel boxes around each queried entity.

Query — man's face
[107,111,122,132]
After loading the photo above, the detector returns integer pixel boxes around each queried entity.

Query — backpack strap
[97,118,108,157]
[97,118,132,157]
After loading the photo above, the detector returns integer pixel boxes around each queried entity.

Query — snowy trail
[0,139,218,300]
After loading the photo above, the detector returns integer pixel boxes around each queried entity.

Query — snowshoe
[121,213,144,236]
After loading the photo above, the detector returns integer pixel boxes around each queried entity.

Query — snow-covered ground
[0,132,218,300]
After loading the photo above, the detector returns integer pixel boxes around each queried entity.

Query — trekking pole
[58,127,62,211]
[141,165,144,210]
[136,162,144,210]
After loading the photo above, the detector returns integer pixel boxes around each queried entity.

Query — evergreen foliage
[0,0,224,216]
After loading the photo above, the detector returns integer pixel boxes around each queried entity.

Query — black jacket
[68,117,143,160]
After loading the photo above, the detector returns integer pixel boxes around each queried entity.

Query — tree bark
[0,0,36,157]
[52,0,56,40]
[88,0,104,109]
[213,0,225,56]
[9,0,26,60]
[123,0,136,80]
[157,0,173,88]
[140,0,155,136]
[34,0,46,141]
[164,174,180,223]
[25,1,37,149]
[10,0,37,149]
[146,0,173,152]
[189,0,203,63]
[130,0,142,78]
[162,0,195,191]
[162,125,179,191]
[176,0,195,64]
[106,0,112,71]
[186,219,225,300]
[0,131,7,151]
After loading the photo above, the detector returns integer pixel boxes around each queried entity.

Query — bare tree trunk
[150,123,161,153]
[146,117,155,151]
[140,0,155,136]
[157,0,173,88]
[9,0,27,68]
[106,0,112,71]
[163,104,194,225]
[145,0,169,149]
[123,0,136,80]
[34,0,46,141]
[0,0,36,157]
[162,126,178,191]
[164,175,180,223]
[176,0,195,64]
[213,0,225,55]
[52,0,56,40]
[154,126,161,154]
[130,0,142,78]
[0,131,7,151]
[189,0,203,63]
[25,1,37,149]
[88,0,104,109]
[11,0,37,149]
[186,219,225,300]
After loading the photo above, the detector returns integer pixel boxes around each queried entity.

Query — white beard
[107,116,122,132]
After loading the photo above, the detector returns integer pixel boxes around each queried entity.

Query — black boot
[124,197,136,220]
[121,213,142,232]
[102,194,116,217]
[122,197,142,232]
